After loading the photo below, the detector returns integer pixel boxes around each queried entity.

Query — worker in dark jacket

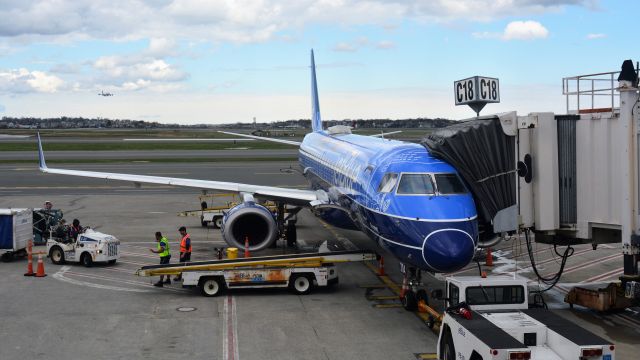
[69,219,84,241]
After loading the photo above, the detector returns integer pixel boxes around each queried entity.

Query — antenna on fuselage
[310,49,323,132]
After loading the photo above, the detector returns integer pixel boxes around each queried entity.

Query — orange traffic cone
[486,247,494,267]
[24,240,34,277]
[35,254,47,278]
[378,256,385,276]
[244,236,250,258]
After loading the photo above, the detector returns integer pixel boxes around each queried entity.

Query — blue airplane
[37,50,478,308]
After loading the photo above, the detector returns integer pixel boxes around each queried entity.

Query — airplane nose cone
[422,229,475,273]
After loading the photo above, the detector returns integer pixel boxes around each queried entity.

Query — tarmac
[0,157,639,359]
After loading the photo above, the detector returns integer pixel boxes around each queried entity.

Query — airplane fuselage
[299,131,478,272]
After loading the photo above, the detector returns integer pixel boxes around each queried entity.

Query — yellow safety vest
[158,237,170,257]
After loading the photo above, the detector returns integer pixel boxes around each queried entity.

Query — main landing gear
[399,264,429,312]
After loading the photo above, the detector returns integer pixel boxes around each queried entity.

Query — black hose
[525,229,574,293]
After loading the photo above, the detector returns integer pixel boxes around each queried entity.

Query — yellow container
[227,247,238,259]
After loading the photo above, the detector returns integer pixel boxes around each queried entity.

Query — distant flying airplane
[98,90,114,97]
[37,50,479,309]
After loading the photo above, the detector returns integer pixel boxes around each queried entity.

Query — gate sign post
[454,76,500,116]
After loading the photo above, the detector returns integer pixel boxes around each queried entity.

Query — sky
[0,0,635,124]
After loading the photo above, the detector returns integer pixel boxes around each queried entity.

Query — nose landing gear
[399,265,429,311]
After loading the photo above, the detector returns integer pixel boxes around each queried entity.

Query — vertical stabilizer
[310,50,322,132]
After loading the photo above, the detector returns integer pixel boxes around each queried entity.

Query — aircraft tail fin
[310,49,322,133]
[37,132,48,171]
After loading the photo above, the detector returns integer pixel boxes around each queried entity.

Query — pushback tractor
[435,276,615,360]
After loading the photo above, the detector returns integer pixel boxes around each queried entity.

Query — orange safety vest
[180,234,192,253]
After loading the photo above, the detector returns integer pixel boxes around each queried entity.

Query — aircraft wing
[36,133,321,205]
[218,131,301,146]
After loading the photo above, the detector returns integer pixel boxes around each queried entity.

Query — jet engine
[221,202,278,251]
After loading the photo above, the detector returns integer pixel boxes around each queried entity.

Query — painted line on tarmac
[542,253,621,277]
[64,269,188,293]
[117,259,151,267]
[53,266,151,293]
[448,245,599,276]
[612,313,640,328]
[507,247,601,275]
[581,267,624,283]
[222,295,239,360]
[120,251,158,259]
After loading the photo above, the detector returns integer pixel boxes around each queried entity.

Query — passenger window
[449,284,459,306]
[465,286,525,305]
[396,174,435,195]
[434,173,468,194]
[377,173,398,193]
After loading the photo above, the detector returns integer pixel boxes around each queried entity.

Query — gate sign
[454,76,500,115]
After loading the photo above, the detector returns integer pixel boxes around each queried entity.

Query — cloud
[333,37,395,52]
[473,20,549,41]
[586,33,606,39]
[333,42,357,52]
[0,68,64,94]
[0,103,5,112]
[376,40,395,49]
[502,20,549,40]
[0,1,592,43]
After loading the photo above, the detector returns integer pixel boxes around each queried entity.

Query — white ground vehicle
[137,250,377,297]
[436,276,615,360]
[47,229,120,267]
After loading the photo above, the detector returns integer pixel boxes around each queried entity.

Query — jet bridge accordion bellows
[422,118,516,240]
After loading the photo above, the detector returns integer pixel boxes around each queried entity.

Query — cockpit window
[396,174,435,195]
[434,173,468,194]
[377,173,398,193]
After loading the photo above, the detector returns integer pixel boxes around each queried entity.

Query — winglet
[36,132,48,171]
[310,49,322,132]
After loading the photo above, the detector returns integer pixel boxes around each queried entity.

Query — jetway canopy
[422,116,516,241]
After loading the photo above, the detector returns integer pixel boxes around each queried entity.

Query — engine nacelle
[221,202,278,251]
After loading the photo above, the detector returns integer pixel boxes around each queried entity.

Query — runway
[0,149,298,161]
[0,156,639,359]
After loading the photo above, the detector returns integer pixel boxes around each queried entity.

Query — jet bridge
[422,59,640,281]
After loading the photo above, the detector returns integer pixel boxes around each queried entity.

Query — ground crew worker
[149,231,171,287]
[69,219,84,241]
[173,226,191,281]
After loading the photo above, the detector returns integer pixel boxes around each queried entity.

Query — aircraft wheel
[49,246,65,265]
[402,290,418,311]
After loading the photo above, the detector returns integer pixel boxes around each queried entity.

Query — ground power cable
[525,229,574,293]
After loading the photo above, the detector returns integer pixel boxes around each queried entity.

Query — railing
[562,71,620,114]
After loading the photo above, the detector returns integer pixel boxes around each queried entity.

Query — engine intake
[221,202,278,251]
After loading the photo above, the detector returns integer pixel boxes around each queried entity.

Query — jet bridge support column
[619,73,640,279]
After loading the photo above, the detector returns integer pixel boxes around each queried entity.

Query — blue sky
[0,0,635,124]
